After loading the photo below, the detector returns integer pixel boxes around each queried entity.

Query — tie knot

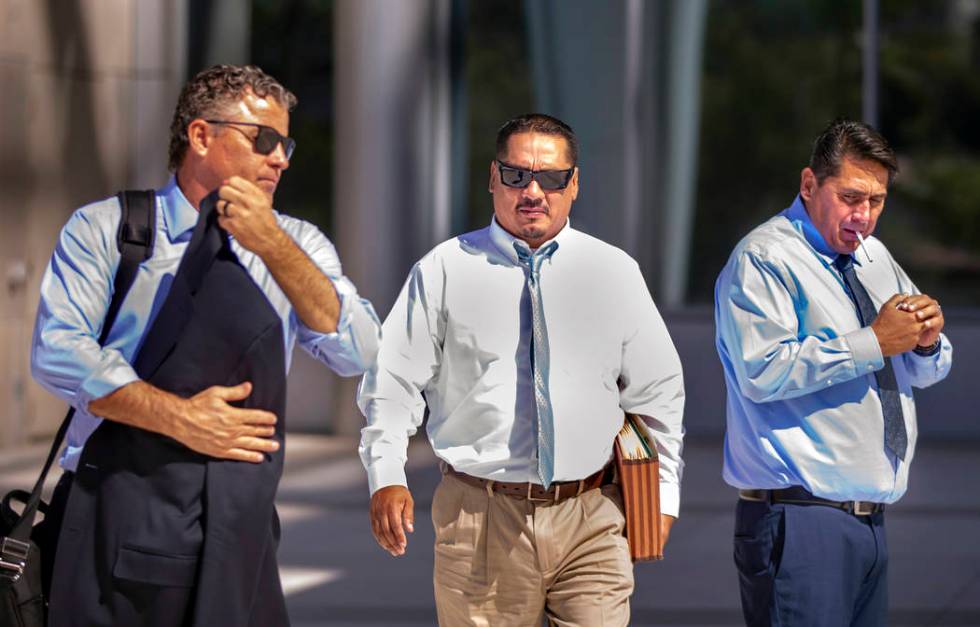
[834,254,854,272]
[513,241,558,271]
[514,244,532,264]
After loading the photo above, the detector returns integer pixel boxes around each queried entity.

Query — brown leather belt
[445,464,613,504]
[739,487,885,516]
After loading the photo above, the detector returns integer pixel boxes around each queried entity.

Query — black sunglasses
[496,160,575,191]
[205,120,296,159]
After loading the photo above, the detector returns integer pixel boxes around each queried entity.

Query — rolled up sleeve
[30,205,138,411]
[293,226,382,376]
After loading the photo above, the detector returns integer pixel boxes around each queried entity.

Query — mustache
[517,198,547,210]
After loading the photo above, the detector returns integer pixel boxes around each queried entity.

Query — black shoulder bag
[0,190,156,627]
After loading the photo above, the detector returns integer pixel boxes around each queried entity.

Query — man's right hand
[870,293,927,357]
[370,485,415,556]
[173,382,279,463]
[90,380,279,464]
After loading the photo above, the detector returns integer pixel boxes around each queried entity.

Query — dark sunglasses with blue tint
[205,120,296,160]
[496,160,575,191]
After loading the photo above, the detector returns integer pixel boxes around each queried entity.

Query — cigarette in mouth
[856,231,873,263]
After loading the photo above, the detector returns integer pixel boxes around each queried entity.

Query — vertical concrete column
[525,0,631,252]
[862,0,879,128]
[0,0,186,449]
[331,0,452,434]
[187,0,251,71]
[525,1,706,306]
[0,0,34,449]
[131,2,188,188]
[661,0,708,307]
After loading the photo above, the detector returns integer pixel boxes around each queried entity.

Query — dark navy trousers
[734,499,888,627]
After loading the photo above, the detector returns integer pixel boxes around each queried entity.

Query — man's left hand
[217,176,288,257]
[898,293,944,349]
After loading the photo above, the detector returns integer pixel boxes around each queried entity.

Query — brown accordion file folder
[614,413,663,561]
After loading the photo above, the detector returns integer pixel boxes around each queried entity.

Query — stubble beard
[521,224,547,240]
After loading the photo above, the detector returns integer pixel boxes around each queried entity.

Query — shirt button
[867,364,874,370]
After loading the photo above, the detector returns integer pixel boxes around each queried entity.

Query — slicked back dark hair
[809,118,898,184]
[495,113,579,166]
[168,64,298,171]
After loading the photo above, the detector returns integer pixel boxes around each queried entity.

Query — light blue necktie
[514,240,559,488]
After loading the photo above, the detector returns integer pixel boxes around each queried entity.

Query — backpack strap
[103,190,156,343]
[9,190,157,541]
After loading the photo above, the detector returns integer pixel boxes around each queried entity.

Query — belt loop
[526,482,533,500]
[553,484,561,501]
[576,479,584,496]
[485,480,495,498]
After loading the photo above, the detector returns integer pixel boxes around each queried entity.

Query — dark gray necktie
[515,240,559,488]
[834,254,908,460]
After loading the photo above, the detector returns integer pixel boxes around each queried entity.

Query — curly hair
[168,65,298,171]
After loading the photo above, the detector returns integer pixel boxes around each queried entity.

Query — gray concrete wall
[0,0,186,448]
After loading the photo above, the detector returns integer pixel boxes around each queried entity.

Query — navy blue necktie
[834,254,908,460]
[515,240,559,488]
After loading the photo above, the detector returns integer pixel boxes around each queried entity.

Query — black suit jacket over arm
[50,196,290,627]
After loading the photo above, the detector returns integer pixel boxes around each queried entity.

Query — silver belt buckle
[852,501,875,516]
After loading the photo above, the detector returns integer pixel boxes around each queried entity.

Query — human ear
[800,167,817,200]
[186,119,211,158]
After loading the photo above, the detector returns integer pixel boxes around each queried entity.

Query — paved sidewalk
[3,435,979,626]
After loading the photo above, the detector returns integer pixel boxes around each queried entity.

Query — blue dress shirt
[714,196,952,503]
[31,177,381,471]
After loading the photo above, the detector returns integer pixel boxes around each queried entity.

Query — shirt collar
[160,176,199,243]
[488,215,572,264]
[783,194,859,267]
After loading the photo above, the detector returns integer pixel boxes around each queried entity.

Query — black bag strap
[9,190,156,541]
[105,190,156,329]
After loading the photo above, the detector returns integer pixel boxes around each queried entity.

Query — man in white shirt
[357,113,685,626]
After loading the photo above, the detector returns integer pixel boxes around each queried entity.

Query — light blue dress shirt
[715,196,952,503]
[31,177,381,471]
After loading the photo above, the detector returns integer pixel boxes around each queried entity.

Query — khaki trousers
[432,472,634,626]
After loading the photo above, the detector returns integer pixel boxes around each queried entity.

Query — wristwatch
[913,339,941,356]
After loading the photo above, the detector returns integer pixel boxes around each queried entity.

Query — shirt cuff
[659,481,680,518]
[913,338,942,357]
[302,276,381,376]
[845,327,884,374]
[75,348,140,412]
[367,461,409,496]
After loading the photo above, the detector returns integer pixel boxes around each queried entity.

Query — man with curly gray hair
[31,64,380,625]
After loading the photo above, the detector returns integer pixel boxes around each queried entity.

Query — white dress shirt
[715,197,952,503]
[32,177,382,471]
[358,218,686,516]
